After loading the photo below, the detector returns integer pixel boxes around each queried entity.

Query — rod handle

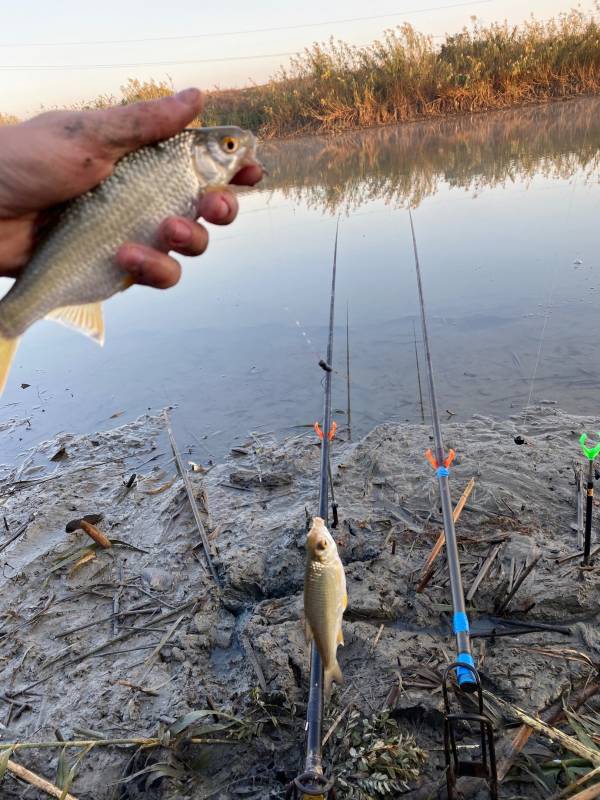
[455,653,477,692]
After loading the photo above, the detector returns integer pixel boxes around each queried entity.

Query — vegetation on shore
[2,9,600,137]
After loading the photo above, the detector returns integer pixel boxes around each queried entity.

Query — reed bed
[2,10,600,137]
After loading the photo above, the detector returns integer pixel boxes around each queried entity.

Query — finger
[158,217,209,256]
[230,164,264,186]
[198,191,239,226]
[117,243,182,289]
[97,88,203,157]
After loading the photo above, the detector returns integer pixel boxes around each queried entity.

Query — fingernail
[215,198,230,221]
[175,88,201,106]
[170,220,191,246]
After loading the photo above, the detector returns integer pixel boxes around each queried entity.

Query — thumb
[96,88,203,157]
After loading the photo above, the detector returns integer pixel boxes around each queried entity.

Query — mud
[0,406,599,798]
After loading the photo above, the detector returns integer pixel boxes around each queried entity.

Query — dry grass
[2,10,600,137]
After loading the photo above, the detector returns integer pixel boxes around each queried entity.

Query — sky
[1,0,596,117]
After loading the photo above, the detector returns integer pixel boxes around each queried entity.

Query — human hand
[0,88,263,288]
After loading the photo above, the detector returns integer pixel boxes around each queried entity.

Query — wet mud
[0,406,599,798]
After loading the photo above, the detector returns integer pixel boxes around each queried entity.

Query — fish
[0,126,258,394]
[304,515,347,697]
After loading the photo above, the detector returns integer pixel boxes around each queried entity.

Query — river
[1,96,599,467]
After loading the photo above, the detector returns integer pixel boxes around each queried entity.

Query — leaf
[170,709,243,737]
[56,747,69,788]
[567,710,599,752]
[0,746,15,779]
[58,744,95,800]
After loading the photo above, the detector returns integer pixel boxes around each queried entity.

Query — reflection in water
[1,97,599,467]
[262,97,600,211]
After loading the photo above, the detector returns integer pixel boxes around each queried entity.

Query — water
[1,97,600,466]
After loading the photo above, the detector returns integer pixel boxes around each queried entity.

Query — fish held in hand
[304,515,347,697]
[0,126,258,394]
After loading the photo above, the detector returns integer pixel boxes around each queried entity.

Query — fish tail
[0,335,20,395]
[324,659,344,699]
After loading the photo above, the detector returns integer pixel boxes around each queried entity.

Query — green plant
[326,709,426,798]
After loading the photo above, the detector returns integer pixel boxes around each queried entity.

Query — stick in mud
[496,678,600,781]
[494,552,541,614]
[415,478,475,593]
[5,757,80,800]
[163,410,220,587]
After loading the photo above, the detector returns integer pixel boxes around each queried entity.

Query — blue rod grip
[455,652,476,686]
[436,466,449,477]
[453,611,470,634]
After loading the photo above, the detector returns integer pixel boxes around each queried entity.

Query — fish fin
[324,660,344,699]
[304,619,313,643]
[343,590,348,611]
[337,625,344,646]
[0,336,20,395]
[45,302,105,345]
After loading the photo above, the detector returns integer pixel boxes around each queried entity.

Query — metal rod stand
[442,663,498,800]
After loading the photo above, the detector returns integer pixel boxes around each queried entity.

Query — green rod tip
[580,432,600,461]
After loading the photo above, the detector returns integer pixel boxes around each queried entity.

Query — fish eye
[316,539,327,551]
[221,136,239,153]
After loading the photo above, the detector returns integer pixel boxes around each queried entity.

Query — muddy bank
[0,406,599,798]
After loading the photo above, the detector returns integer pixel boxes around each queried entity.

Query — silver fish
[0,126,257,393]
[304,515,347,696]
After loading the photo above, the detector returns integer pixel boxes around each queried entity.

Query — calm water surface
[2,97,600,466]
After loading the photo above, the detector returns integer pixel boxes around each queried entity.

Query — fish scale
[0,125,257,393]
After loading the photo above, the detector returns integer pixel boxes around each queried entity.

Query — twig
[5,757,79,800]
[493,680,600,781]
[137,612,188,685]
[323,702,353,746]
[495,552,541,614]
[557,545,600,565]
[416,478,475,592]
[369,624,384,656]
[0,521,28,554]
[13,601,194,696]
[56,604,158,638]
[164,411,220,587]
[0,735,233,751]
[466,543,502,602]
[567,782,600,800]
[116,680,159,697]
[488,692,600,765]
[549,765,600,800]
[241,635,267,693]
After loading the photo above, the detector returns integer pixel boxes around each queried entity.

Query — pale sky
[1,0,595,117]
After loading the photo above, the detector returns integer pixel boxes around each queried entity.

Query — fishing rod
[408,211,497,800]
[288,223,339,800]
[408,210,476,692]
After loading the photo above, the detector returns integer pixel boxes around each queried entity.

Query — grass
[2,9,600,137]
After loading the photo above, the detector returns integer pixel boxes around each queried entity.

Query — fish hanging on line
[0,126,258,394]
[304,515,347,697]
